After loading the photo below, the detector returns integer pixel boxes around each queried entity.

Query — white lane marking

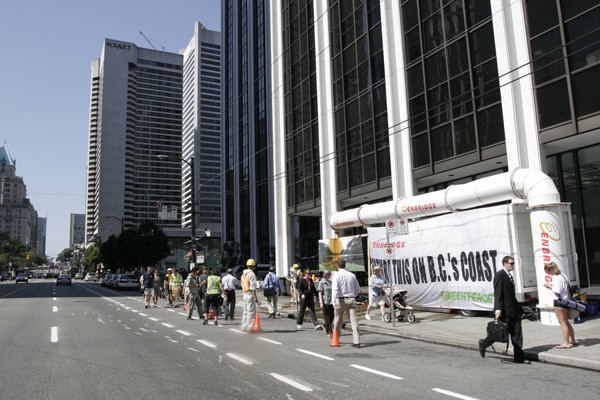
[52,306,58,312]
[188,347,200,352]
[229,328,245,334]
[149,317,159,322]
[258,337,282,345]
[168,339,179,343]
[197,339,217,348]
[161,323,174,328]
[135,332,142,335]
[178,312,187,316]
[270,373,312,392]
[226,353,253,365]
[140,328,150,332]
[176,330,192,336]
[350,364,403,381]
[151,329,158,333]
[139,313,148,317]
[98,319,106,324]
[296,348,334,361]
[432,388,479,400]
[51,327,58,343]
[123,325,131,330]
[53,297,56,301]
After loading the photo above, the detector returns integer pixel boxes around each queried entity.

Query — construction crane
[139,31,165,51]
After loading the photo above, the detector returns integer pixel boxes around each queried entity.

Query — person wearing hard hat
[241,259,260,332]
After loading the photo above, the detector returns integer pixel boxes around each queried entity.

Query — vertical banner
[368,205,511,311]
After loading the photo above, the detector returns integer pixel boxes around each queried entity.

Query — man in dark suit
[479,256,526,363]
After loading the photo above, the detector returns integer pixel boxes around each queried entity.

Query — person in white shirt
[331,258,362,348]
[544,262,577,348]
[221,268,240,320]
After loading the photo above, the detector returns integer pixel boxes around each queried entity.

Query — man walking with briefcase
[479,256,526,363]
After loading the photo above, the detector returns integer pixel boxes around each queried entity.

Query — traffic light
[26,255,30,261]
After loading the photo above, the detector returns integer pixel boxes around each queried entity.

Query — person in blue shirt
[263,267,281,318]
[365,265,389,321]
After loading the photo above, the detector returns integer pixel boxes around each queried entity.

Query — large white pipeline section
[329,168,560,229]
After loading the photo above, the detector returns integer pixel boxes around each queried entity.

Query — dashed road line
[52,306,58,312]
[176,330,192,336]
[149,317,159,322]
[98,318,106,324]
[51,327,58,343]
[226,353,253,365]
[432,388,479,400]
[270,373,312,392]
[258,337,282,345]
[296,348,334,361]
[197,339,217,348]
[350,364,403,380]
[187,347,200,352]
[161,323,175,328]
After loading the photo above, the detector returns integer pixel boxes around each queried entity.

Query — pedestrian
[331,258,361,348]
[318,270,334,337]
[164,268,174,307]
[365,265,389,321]
[288,264,300,303]
[203,268,224,326]
[296,268,322,330]
[153,269,162,307]
[478,256,526,363]
[543,262,577,348]
[198,267,210,319]
[185,267,203,320]
[221,268,239,320]
[169,268,183,308]
[263,266,280,318]
[141,266,155,309]
[241,259,260,332]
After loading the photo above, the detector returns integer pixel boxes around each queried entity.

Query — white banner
[368,205,511,311]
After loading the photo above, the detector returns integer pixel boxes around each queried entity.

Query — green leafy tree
[100,235,119,271]
[57,248,73,263]
[83,243,101,272]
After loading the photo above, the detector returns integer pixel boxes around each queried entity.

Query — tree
[57,248,73,263]
[100,235,119,271]
[83,243,101,272]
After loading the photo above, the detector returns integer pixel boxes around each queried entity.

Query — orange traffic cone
[330,330,340,347]
[209,309,215,319]
[251,312,262,332]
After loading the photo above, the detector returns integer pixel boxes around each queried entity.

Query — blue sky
[0,0,221,258]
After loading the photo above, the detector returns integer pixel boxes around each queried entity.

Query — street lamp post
[105,216,124,233]
[157,154,196,269]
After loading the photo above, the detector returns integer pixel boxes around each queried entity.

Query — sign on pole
[385,219,398,237]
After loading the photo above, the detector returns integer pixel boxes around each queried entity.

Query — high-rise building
[222,0,275,264]
[85,39,184,243]
[180,22,222,240]
[70,213,85,247]
[270,1,600,285]
[0,144,38,248]
[36,216,46,257]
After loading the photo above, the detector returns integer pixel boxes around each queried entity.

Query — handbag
[263,286,276,297]
[487,320,509,343]
[568,308,580,320]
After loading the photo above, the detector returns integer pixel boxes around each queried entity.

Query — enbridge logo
[540,221,560,262]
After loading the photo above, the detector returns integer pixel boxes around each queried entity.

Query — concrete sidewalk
[271,289,600,372]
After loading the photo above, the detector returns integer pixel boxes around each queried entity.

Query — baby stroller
[382,285,416,323]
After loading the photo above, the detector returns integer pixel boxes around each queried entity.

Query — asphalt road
[1,280,598,400]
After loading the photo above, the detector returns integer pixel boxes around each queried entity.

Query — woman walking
[543,262,577,348]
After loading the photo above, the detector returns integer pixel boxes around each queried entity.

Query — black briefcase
[487,320,509,343]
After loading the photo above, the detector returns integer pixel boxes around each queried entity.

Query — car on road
[113,274,139,290]
[35,272,44,279]
[100,274,113,287]
[74,273,84,280]
[84,273,98,282]
[56,274,72,286]
[15,273,28,284]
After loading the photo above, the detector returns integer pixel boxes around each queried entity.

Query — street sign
[384,243,394,259]
[158,205,178,220]
[397,217,409,235]
[385,219,398,236]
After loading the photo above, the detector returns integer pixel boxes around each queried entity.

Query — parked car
[35,272,44,279]
[56,274,72,286]
[15,273,28,284]
[100,274,112,287]
[84,273,98,282]
[113,274,139,290]
[74,273,84,280]
[108,274,120,288]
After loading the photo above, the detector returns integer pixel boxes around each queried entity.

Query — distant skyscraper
[36,216,47,257]
[0,144,38,247]
[70,213,85,246]
[85,39,184,243]
[180,22,222,237]
[222,0,275,263]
